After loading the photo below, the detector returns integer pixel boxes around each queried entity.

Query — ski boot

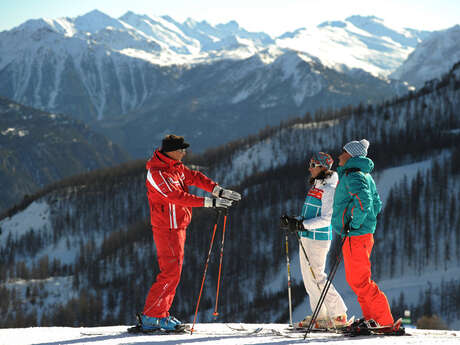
[127,313,187,333]
[341,318,371,336]
[341,318,405,336]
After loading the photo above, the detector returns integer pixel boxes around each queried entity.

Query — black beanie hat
[161,134,190,152]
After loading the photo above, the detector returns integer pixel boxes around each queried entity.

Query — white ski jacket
[300,171,338,240]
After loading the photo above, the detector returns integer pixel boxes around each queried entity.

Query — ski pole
[304,233,348,339]
[213,208,228,318]
[191,209,222,335]
[285,231,293,327]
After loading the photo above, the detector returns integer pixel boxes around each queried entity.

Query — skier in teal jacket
[331,139,395,329]
[331,145,382,235]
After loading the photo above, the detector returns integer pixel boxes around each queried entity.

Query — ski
[127,324,190,335]
[271,317,408,339]
[287,315,355,333]
[225,324,264,335]
[127,322,263,336]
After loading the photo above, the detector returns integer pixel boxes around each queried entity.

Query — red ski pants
[343,233,394,326]
[143,226,186,318]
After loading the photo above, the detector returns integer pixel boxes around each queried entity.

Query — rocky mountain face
[0,96,130,213]
[93,49,405,157]
[1,60,459,328]
[0,11,430,157]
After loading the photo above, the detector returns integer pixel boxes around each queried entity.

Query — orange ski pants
[143,227,186,318]
[343,233,394,326]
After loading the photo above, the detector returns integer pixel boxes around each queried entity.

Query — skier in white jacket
[296,152,348,329]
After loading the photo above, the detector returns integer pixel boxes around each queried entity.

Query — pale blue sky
[1,0,459,36]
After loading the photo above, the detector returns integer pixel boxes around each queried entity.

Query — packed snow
[1,324,459,345]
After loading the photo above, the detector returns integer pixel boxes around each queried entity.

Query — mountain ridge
[391,25,460,87]
[0,10,458,158]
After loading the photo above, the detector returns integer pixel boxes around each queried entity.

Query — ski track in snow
[1,324,459,345]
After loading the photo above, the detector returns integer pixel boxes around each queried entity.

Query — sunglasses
[177,148,187,153]
[309,162,322,169]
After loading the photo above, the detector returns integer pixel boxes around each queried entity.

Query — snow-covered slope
[276,15,430,77]
[391,25,460,87]
[0,324,459,345]
[0,9,271,70]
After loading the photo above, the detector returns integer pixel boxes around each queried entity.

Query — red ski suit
[143,150,217,318]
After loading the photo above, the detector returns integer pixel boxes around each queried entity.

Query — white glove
[204,197,233,208]
[212,185,242,201]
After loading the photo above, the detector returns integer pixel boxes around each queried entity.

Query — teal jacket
[331,156,382,237]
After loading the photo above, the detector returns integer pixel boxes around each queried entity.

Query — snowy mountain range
[277,15,431,77]
[1,60,459,329]
[3,10,459,156]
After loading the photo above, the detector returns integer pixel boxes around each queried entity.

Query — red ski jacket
[146,149,217,229]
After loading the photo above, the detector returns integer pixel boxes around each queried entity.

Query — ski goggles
[310,152,333,169]
[309,161,323,169]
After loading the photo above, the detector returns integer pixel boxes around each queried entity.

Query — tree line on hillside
[0,159,146,221]
[374,149,460,325]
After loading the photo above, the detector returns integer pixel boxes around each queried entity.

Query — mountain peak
[78,9,111,20]
[345,15,384,26]
[183,17,213,30]
[15,18,55,32]
[74,9,125,33]
[217,20,240,30]
[317,20,347,29]
[119,10,150,22]
[183,18,198,27]
[277,28,306,39]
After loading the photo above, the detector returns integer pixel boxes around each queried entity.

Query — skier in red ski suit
[141,134,241,331]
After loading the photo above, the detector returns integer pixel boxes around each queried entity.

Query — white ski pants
[299,237,347,320]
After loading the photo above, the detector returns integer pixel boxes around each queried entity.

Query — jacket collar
[338,156,374,175]
[146,149,183,170]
